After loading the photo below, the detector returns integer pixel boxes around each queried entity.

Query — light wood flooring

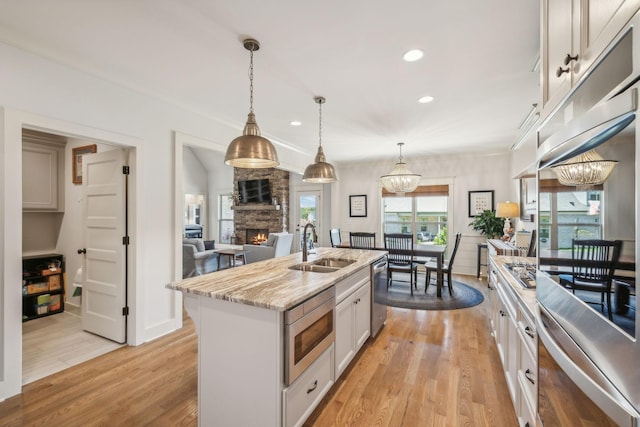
[1,275,516,426]
[22,305,123,385]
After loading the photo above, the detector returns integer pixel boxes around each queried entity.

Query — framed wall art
[349,194,367,217]
[72,144,97,184]
[468,190,494,217]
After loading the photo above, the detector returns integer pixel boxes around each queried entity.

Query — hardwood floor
[0,275,516,426]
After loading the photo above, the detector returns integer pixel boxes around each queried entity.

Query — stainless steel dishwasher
[371,257,388,337]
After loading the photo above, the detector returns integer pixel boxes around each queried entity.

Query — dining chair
[329,228,342,247]
[425,232,462,295]
[384,233,418,295]
[349,232,376,249]
[526,229,537,257]
[559,239,622,320]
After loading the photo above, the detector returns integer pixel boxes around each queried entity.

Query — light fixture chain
[248,47,254,113]
[318,100,323,146]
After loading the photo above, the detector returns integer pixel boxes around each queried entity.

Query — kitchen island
[167,247,386,427]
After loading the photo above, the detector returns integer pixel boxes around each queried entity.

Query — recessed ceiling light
[418,95,434,104]
[290,121,302,126]
[403,49,424,62]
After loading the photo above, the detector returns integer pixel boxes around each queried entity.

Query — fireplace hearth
[246,228,269,245]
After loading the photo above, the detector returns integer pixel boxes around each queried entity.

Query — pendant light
[225,38,279,169]
[380,142,421,195]
[303,96,338,183]
[551,149,618,189]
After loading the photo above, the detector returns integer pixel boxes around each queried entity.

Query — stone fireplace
[233,167,290,245]
[246,228,269,245]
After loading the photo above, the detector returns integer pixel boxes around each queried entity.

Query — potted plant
[469,209,504,239]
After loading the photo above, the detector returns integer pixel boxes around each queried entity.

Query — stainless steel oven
[536,11,640,425]
[284,286,335,386]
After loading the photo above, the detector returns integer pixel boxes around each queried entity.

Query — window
[382,185,449,244]
[538,179,603,253]
[219,194,234,244]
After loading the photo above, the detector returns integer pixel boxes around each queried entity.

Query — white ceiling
[0,0,540,165]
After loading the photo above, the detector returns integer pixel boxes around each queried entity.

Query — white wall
[332,151,514,275]
[0,41,313,400]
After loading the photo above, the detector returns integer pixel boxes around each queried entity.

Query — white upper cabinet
[22,131,65,212]
[541,0,640,118]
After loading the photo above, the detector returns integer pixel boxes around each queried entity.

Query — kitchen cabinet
[335,267,370,378]
[22,254,65,321]
[541,0,640,119]
[489,255,537,426]
[22,130,66,212]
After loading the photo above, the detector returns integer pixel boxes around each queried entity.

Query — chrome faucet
[302,223,317,262]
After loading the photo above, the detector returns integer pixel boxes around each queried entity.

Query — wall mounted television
[237,179,271,204]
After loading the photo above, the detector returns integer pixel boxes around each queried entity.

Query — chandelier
[552,149,618,189]
[225,38,279,169]
[303,96,338,183]
[380,142,421,195]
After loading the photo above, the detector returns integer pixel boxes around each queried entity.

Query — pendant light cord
[248,47,254,114]
[318,100,323,147]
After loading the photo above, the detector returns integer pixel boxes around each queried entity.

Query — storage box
[34,303,49,315]
[40,267,61,276]
[49,294,61,312]
[48,275,61,290]
[26,282,49,295]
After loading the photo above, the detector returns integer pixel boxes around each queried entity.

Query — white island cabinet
[168,247,386,427]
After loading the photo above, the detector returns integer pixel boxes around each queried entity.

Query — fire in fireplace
[246,228,269,245]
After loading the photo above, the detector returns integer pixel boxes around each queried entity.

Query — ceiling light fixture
[225,38,279,169]
[303,96,338,183]
[418,95,434,104]
[380,142,421,195]
[289,121,302,126]
[551,149,618,189]
[403,49,424,62]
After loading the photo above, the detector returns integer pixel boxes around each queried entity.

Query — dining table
[338,242,448,297]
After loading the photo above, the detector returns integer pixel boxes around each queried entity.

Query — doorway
[19,127,135,385]
[294,189,323,252]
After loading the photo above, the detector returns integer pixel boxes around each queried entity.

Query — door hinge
[122,306,129,316]
[123,236,130,245]
[122,166,130,175]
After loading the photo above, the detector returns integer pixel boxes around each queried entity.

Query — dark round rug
[374,277,484,310]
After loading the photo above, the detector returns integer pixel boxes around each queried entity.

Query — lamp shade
[303,96,337,183]
[551,149,617,188]
[496,201,519,218]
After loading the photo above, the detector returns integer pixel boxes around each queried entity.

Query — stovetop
[504,261,537,289]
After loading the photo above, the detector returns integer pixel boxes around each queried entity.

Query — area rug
[374,276,484,310]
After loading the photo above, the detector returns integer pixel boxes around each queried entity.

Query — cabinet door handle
[524,326,535,338]
[307,379,318,394]
[525,368,535,385]
[77,248,86,254]
[563,53,579,65]
[556,66,570,77]
[500,310,506,317]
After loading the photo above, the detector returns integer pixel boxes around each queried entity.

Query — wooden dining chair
[425,232,462,295]
[559,239,622,320]
[384,233,418,295]
[349,232,376,249]
[329,228,342,247]
[526,229,537,257]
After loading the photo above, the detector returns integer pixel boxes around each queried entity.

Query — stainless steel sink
[310,258,356,268]
[288,264,339,273]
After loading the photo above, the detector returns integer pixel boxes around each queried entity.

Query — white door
[294,190,321,252]
[81,149,128,343]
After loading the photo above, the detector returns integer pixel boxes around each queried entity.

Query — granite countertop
[167,247,387,311]
[492,255,537,318]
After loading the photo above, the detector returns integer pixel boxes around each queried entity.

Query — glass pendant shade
[225,38,279,169]
[552,149,618,188]
[380,143,421,195]
[303,96,337,183]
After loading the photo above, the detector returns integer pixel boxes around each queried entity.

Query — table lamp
[496,201,520,238]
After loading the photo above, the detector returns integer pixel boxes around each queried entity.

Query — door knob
[77,248,86,254]
[563,53,579,65]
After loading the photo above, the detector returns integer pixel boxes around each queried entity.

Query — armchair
[182,238,218,278]
[243,232,294,264]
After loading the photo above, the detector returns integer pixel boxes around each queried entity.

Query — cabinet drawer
[283,344,334,427]
[517,310,536,358]
[518,337,537,412]
[335,267,369,303]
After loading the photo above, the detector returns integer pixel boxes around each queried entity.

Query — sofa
[182,238,219,278]
[243,232,294,264]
